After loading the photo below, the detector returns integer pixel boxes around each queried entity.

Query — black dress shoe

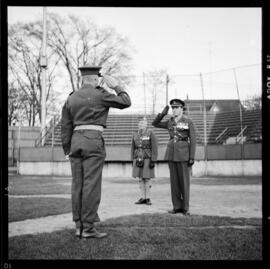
[168,209,183,214]
[135,198,146,204]
[145,199,152,205]
[182,210,190,216]
[81,228,107,239]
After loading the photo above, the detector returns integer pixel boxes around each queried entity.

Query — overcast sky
[8,7,262,109]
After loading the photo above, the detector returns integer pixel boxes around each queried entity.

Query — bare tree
[45,13,134,92]
[8,82,24,126]
[8,22,60,126]
[242,94,261,111]
[8,14,134,126]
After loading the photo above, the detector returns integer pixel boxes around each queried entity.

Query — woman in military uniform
[131,117,158,205]
[152,99,196,215]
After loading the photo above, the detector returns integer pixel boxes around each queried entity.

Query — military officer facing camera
[61,65,131,239]
[152,99,196,216]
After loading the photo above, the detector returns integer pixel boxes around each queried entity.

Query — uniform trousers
[69,130,106,232]
[168,161,190,211]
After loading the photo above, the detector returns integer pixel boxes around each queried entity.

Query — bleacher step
[8,166,18,175]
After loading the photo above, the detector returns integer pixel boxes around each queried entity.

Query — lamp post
[40,7,47,146]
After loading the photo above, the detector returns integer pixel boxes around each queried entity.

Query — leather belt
[74,124,104,132]
[171,137,188,142]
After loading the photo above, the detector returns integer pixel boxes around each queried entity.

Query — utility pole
[200,73,208,176]
[40,7,47,146]
[233,68,244,176]
[166,75,169,104]
[143,72,146,114]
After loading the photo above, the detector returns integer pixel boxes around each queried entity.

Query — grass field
[7,175,262,260]
[9,197,71,222]
[8,175,261,195]
[8,175,71,195]
[8,213,262,260]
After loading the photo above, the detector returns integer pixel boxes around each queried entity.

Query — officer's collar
[171,115,184,123]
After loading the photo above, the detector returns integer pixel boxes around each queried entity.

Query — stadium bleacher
[43,109,261,147]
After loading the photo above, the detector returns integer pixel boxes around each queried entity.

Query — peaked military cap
[78,66,102,77]
[169,98,185,107]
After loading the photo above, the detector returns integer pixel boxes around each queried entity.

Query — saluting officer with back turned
[61,65,131,239]
[152,99,196,216]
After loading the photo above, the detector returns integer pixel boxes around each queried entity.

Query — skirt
[132,158,155,179]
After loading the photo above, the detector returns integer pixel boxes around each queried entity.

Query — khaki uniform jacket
[61,85,131,155]
[131,130,158,162]
[152,113,196,162]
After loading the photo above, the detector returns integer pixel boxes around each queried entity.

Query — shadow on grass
[9,213,262,260]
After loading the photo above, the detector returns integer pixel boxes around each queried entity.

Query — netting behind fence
[109,64,261,114]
